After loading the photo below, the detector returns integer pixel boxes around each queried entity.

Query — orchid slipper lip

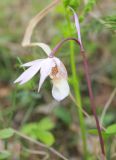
[14,43,70,101]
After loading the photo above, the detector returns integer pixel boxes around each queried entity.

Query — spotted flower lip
[14,43,70,101]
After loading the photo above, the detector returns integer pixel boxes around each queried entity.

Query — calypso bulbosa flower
[14,43,70,101]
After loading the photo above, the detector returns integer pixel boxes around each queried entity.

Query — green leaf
[36,130,55,146]
[53,107,72,125]
[102,113,115,126]
[21,123,37,139]
[88,125,116,139]
[106,124,116,135]
[21,123,37,133]
[37,117,55,131]
[0,128,14,139]
[88,129,102,135]
[21,119,55,143]
[0,151,11,159]
[88,129,108,138]
[21,118,55,134]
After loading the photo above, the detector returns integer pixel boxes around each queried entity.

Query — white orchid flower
[14,43,70,101]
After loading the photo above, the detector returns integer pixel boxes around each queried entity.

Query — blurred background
[0,0,116,159]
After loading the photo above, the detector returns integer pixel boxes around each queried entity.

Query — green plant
[21,117,55,146]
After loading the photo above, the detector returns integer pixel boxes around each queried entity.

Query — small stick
[100,88,116,125]
[14,129,68,160]
[69,92,106,131]
[69,92,90,118]
[23,147,49,160]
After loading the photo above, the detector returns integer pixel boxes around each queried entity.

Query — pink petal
[52,79,70,101]
[14,62,42,85]
[53,57,61,66]
[21,59,43,67]
[38,58,55,92]
[69,7,83,48]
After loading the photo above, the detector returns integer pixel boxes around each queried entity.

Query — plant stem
[65,10,88,158]
[66,8,105,158]
[70,41,88,158]
[80,50,105,159]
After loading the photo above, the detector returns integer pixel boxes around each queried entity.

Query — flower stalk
[51,8,106,156]
[67,13,87,160]
[69,8,106,159]
[80,50,106,159]
[52,36,105,159]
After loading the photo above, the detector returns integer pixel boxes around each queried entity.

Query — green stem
[65,10,88,158]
